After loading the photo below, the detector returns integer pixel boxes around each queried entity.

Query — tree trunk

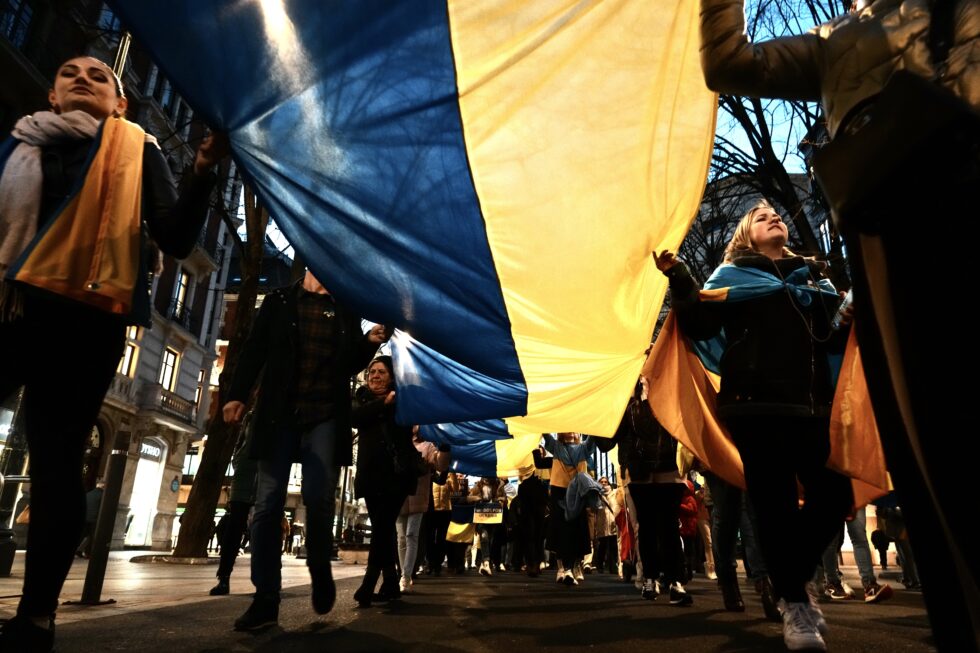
[173,186,269,558]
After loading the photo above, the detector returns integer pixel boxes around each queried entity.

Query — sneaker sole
[865,585,893,604]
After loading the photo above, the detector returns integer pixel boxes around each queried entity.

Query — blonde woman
[655,201,853,650]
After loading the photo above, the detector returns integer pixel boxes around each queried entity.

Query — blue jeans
[250,420,339,595]
[822,507,876,586]
[706,472,768,583]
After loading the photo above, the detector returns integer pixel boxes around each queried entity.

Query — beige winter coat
[700,0,979,137]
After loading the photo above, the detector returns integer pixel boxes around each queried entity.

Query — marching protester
[698,0,979,645]
[542,433,596,586]
[0,56,227,653]
[223,270,386,630]
[425,470,453,576]
[396,429,450,593]
[599,382,692,606]
[469,477,507,577]
[655,200,854,648]
[351,356,419,607]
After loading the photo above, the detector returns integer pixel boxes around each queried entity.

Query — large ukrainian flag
[110,0,716,437]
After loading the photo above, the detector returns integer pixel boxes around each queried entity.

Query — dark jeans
[364,492,406,568]
[547,486,590,568]
[628,482,685,585]
[0,296,124,618]
[594,536,618,573]
[425,509,451,570]
[705,472,767,583]
[250,420,339,594]
[216,500,252,579]
[727,415,853,603]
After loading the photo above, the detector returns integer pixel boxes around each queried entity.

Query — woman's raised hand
[652,249,679,273]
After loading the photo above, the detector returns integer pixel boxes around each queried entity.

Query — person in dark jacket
[0,56,225,653]
[351,356,418,606]
[655,200,853,650]
[223,271,386,630]
[598,388,692,606]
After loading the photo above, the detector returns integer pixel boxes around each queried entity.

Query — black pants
[594,535,618,573]
[0,295,124,618]
[364,493,406,568]
[628,483,685,585]
[216,500,252,579]
[726,416,852,603]
[547,486,590,568]
[425,509,451,570]
[835,135,980,650]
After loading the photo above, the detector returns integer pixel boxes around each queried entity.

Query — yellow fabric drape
[14,117,145,315]
[448,0,717,436]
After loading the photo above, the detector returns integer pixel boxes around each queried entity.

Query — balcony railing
[167,299,192,330]
[106,373,135,403]
[139,384,197,425]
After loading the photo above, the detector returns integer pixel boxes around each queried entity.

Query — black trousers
[628,482,685,585]
[835,135,980,650]
[726,415,852,603]
[216,500,252,579]
[364,492,406,568]
[0,295,125,618]
[425,509,451,569]
[547,486,590,568]
[594,535,618,573]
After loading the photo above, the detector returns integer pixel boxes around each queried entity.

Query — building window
[1,0,34,50]
[143,64,159,97]
[159,348,179,392]
[116,325,141,377]
[172,269,190,321]
[194,368,205,405]
[97,2,121,45]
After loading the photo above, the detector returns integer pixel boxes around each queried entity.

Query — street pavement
[0,553,934,652]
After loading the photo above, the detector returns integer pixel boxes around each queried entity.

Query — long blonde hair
[723,199,794,262]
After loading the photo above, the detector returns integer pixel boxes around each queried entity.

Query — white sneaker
[562,569,578,586]
[479,560,492,577]
[556,563,566,584]
[778,599,827,651]
[805,597,829,636]
[399,577,412,593]
[572,562,585,582]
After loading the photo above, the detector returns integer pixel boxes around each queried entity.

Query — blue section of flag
[449,440,499,478]
[109,0,528,422]
[419,419,511,447]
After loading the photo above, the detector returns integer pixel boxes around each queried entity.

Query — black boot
[209,576,230,596]
[755,576,780,622]
[377,566,402,601]
[233,592,279,631]
[354,565,381,607]
[0,614,55,653]
[310,565,336,615]
[719,578,745,612]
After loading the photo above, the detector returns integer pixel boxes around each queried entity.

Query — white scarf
[0,111,101,319]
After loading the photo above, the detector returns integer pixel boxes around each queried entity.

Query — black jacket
[596,399,679,479]
[667,253,846,419]
[350,385,417,499]
[228,281,377,463]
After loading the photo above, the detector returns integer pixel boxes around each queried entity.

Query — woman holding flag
[654,200,853,651]
[0,56,225,653]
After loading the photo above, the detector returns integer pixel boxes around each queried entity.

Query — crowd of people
[0,0,975,649]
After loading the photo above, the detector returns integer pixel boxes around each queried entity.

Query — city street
[0,553,934,652]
